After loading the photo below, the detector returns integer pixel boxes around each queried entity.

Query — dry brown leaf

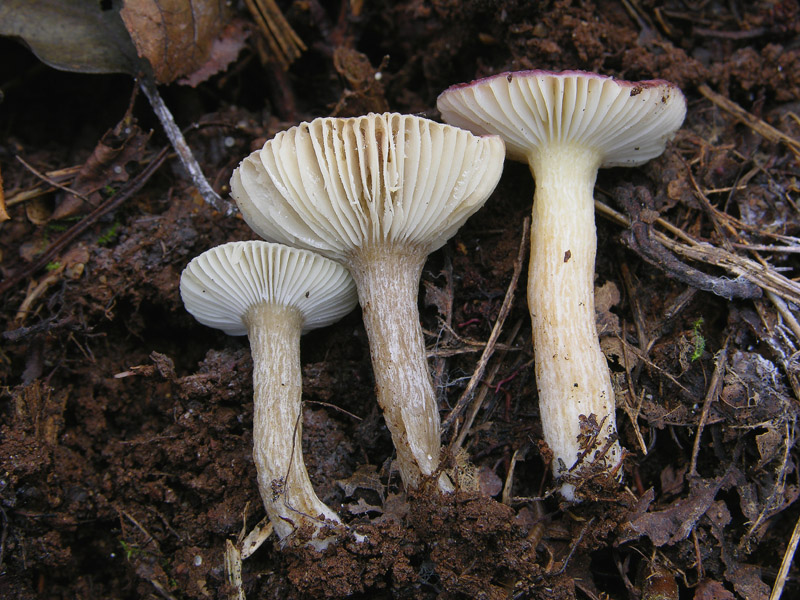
[25,196,53,225]
[620,471,737,546]
[0,163,9,222]
[120,0,231,84]
[178,20,249,87]
[693,579,735,600]
[53,122,150,220]
[478,466,503,497]
[345,497,383,516]
[725,564,770,600]
[336,464,385,501]
[595,280,621,336]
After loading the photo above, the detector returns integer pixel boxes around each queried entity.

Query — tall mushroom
[180,240,358,547]
[437,70,686,499]
[230,112,505,490]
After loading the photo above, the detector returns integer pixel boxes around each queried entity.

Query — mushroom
[230,112,505,490]
[180,240,358,547]
[437,70,686,499]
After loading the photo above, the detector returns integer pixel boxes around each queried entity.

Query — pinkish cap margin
[440,69,680,95]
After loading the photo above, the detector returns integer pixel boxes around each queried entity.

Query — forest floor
[1,1,800,598]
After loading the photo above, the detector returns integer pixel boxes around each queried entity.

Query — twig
[615,335,694,396]
[442,217,529,433]
[552,516,595,576]
[769,511,800,600]
[450,319,524,453]
[149,578,180,600]
[768,290,800,343]
[244,0,306,69]
[689,339,729,478]
[15,156,94,207]
[597,196,800,305]
[0,146,169,297]
[121,509,159,550]
[619,333,648,455]
[138,75,235,216]
[618,184,762,300]
[4,165,82,207]
[698,84,800,158]
[731,244,800,254]
[303,400,363,421]
[502,448,521,506]
[225,540,247,600]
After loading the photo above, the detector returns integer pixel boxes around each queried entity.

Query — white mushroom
[230,112,505,490]
[180,240,357,547]
[437,70,686,500]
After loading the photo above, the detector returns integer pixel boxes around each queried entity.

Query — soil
[2,1,800,599]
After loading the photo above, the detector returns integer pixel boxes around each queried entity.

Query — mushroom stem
[348,246,450,491]
[245,303,341,544]
[527,145,622,500]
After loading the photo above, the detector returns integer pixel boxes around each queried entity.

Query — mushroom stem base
[527,146,622,500]
[246,303,341,546]
[349,247,450,491]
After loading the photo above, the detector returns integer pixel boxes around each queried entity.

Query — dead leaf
[331,46,389,117]
[0,0,139,75]
[620,472,735,546]
[755,425,783,468]
[693,579,735,600]
[25,196,53,225]
[0,163,9,222]
[374,493,409,524]
[345,497,383,516]
[725,564,770,600]
[660,463,687,497]
[53,120,150,220]
[178,20,249,87]
[423,279,452,317]
[478,466,503,497]
[595,280,621,336]
[336,464,385,501]
[120,0,232,84]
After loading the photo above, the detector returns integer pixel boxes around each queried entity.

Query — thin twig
[768,290,800,343]
[244,0,306,69]
[698,84,800,158]
[138,75,235,216]
[553,516,595,576]
[502,448,521,506]
[689,339,729,477]
[303,400,363,421]
[597,197,800,305]
[769,506,800,600]
[442,217,529,433]
[615,334,694,396]
[0,147,169,297]
[450,319,524,453]
[15,157,94,207]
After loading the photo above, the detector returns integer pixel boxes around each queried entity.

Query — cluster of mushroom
[180,70,686,548]
[182,112,506,547]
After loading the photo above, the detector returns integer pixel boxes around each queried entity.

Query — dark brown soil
[2,1,800,598]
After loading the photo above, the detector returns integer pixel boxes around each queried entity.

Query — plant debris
[2,1,800,599]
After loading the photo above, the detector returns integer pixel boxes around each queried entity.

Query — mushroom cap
[180,241,357,336]
[437,69,686,167]
[230,112,505,263]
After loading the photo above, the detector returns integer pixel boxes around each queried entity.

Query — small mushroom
[180,240,357,547]
[231,112,505,490]
[438,70,686,499]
